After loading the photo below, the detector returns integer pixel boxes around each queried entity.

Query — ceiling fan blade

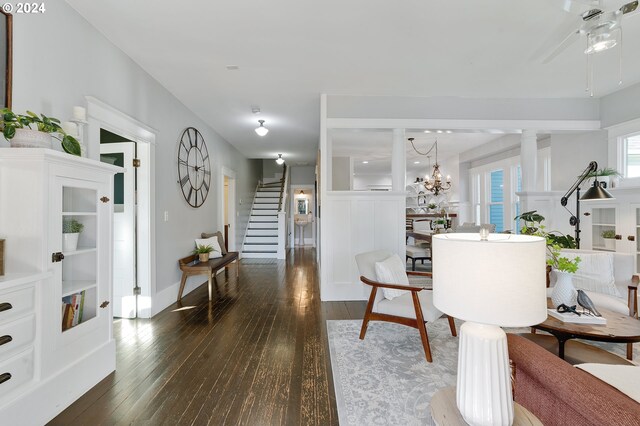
[620,0,638,13]
[541,29,581,63]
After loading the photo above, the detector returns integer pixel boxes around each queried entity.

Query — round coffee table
[532,300,640,361]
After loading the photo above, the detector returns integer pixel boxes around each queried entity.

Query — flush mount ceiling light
[255,120,269,136]
[275,154,284,165]
[362,161,369,164]
[424,130,431,133]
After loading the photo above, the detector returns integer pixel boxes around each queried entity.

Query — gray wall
[600,82,640,128]
[7,4,260,299]
[262,159,284,179]
[550,131,608,190]
[290,165,316,185]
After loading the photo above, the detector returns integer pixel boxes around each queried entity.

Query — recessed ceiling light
[414,161,420,164]
[446,130,453,134]
[424,130,431,133]
[226,65,240,71]
[436,130,443,134]
[362,161,369,164]
[251,105,261,114]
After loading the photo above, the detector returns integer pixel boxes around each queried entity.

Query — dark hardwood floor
[50,248,366,426]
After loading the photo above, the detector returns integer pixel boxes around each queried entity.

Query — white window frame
[607,118,640,187]
[470,157,520,232]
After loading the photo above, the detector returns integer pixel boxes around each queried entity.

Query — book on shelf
[61,290,86,330]
[547,309,607,325]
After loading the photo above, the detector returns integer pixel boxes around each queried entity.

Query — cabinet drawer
[0,349,34,396]
[0,286,35,325]
[0,315,35,360]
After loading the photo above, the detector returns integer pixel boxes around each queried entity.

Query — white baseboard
[151,266,230,317]
[1,340,116,426]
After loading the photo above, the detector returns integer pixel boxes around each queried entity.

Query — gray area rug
[327,319,639,426]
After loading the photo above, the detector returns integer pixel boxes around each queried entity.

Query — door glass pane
[490,170,504,203]
[489,204,504,232]
[626,135,640,178]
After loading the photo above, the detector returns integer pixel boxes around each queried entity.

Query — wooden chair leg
[360,287,377,340]
[411,291,432,362]
[177,273,188,302]
[236,260,239,278]
[627,343,633,361]
[447,315,457,337]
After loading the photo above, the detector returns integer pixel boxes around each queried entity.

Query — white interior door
[100,142,136,318]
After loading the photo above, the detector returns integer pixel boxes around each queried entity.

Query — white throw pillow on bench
[375,254,410,300]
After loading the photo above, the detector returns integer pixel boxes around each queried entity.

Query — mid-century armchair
[355,250,457,362]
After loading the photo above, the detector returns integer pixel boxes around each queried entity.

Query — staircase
[242,171,287,258]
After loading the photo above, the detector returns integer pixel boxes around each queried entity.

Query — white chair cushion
[194,237,223,258]
[375,254,410,300]
[355,250,392,308]
[374,290,443,322]
[406,245,430,258]
[559,251,621,298]
[545,287,629,315]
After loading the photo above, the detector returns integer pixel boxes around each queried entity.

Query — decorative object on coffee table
[577,289,602,316]
[433,233,546,426]
[533,298,640,361]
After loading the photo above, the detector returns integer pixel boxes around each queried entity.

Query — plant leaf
[61,135,81,156]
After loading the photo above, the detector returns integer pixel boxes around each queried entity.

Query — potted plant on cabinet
[602,229,616,250]
[63,219,84,252]
[0,109,81,156]
[515,210,581,308]
[583,167,622,188]
[193,244,213,262]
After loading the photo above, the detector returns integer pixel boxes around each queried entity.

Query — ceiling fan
[542,0,638,64]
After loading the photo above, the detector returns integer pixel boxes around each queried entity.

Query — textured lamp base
[457,321,514,426]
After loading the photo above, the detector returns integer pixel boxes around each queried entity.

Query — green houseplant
[193,244,213,262]
[0,109,81,156]
[62,218,84,252]
[584,167,622,188]
[515,211,581,307]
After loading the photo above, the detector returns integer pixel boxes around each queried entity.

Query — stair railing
[277,163,289,259]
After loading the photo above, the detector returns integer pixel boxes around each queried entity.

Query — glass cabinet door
[590,207,617,252]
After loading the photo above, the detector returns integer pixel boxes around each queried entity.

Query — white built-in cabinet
[581,188,640,273]
[0,149,120,425]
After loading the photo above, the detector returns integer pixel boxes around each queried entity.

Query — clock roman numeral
[203,181,209,192]
[180,175,189,187]
[187,187,193,203]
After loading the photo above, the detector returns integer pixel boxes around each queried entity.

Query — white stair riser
[256,192,281,198]
[251,218,277,223]
[243,245,278,252]
[245,236,278,244]
[251,210,278,215]
[242,252,277,259]
[249,222,278,229]
[247,229,278,236]
[253,203,279,209]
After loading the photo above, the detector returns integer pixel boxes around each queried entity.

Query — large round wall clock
[177,127,211,208]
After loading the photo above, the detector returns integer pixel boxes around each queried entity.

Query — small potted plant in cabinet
[601,229,616,250]
[63,218,84,252]
[193,244,213,262]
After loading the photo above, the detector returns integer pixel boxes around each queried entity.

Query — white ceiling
[332,130,502,174]
[65,0,640,163]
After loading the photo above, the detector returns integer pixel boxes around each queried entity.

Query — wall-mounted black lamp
[561,161,614,249]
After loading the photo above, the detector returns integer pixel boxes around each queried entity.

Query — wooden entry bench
[177,229,239,301]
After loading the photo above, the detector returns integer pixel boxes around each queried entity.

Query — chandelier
[409,137,451,196]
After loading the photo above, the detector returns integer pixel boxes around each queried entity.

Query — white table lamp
[432,233,547,426]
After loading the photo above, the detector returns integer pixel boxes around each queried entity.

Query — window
[624,133,640,178]
[488,170,504,232]
[513,166,522,233]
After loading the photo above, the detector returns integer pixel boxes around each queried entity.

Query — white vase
[603,238,615,250]
[551,270,577,308]
[10,129,52,149]
[63,233,79,252]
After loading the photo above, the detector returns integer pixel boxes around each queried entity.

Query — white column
[392,129,406,192]
[520,129,537,192]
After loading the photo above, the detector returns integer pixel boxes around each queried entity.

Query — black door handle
[0,373,11,385]
[0,335,12,346]
[0,303,12,313]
